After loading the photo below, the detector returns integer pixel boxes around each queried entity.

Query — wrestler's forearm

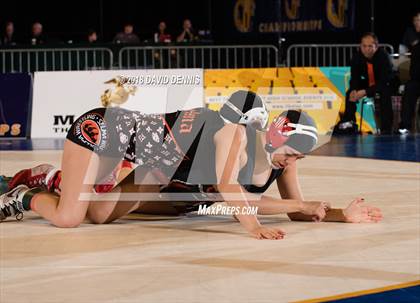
[224,199,262,231]
[218,184,262,231]
[248,195,304,215]
[288,208,347,222]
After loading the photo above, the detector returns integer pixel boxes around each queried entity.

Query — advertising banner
[31,69,203,138]
[205,67,376,134]
[0,73,32,138]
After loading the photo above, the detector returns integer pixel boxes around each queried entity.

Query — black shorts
[66,107,184,168]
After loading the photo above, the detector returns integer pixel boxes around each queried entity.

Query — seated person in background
[29,22,46,45]
[2,21,17,46]
[154,21,171,43]
[336,32,395,135]
[401,11,420,53]
[153,21,175,67]
[113,23,140,44]
[87,29,98,43]
[398,43,420,134]
[176,19,198,42]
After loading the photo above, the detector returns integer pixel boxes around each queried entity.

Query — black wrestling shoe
[334,121,358,135]
[397,128,410,135]
[0,185,30,221]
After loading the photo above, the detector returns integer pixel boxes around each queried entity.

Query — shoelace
[29,174,47,188]
[0,195,24,221]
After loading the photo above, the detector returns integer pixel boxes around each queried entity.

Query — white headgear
[221,100,269,130]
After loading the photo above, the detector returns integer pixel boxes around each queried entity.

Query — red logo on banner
[81,120,101,145]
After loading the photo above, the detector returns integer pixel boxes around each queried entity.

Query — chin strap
[283,123,318,143]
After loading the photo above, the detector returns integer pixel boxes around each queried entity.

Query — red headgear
[265,116,292,153]
[265,113,318,153]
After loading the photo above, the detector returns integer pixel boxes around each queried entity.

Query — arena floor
[0,136,419,303]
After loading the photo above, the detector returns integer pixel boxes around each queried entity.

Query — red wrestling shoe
[8,164,61,194]
[94,160,134,193]
[94,172,117,193]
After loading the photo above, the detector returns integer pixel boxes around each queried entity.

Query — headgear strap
[222,100,268,130]
[265,115,318,153]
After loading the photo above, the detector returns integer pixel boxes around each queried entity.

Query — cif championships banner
[0,73,32,138]
[31,69,203,138]
[233,0,355,34]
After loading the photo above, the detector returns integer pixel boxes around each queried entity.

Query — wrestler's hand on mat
[249,226,286,240]
[343,198,383,223]
[301,201,331,222]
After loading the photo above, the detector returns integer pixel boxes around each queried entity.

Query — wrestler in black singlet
[163,123,285,212]
[66,106,282,212]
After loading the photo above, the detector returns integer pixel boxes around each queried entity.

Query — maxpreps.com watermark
[122,75,201,86]
[197,204,258,216]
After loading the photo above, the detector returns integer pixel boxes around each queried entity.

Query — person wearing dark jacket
[398,43,420,134]
[29,22,46,45]
[401,12,420,53]
[337,33,395,134]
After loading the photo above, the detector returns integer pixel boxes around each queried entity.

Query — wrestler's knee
[87,207,111,224]
[52,214,85,228]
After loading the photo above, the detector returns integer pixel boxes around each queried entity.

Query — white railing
[118,45,279,69]
[0,47,114,73]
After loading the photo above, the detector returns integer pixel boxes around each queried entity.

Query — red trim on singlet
[160,115,190,160]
